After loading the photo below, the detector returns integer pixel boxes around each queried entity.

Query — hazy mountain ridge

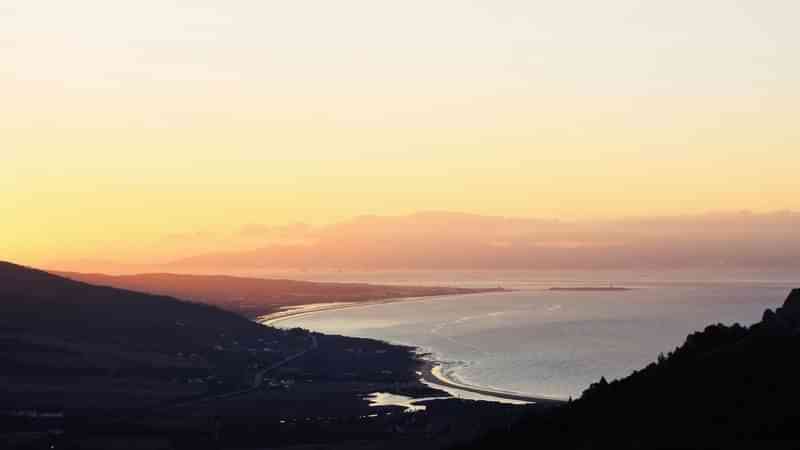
[157,211,800,271]
[55,270,500,317]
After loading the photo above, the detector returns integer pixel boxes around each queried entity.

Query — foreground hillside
[57,271,502,317]
[0,261,313,410]
[460,288,800,450]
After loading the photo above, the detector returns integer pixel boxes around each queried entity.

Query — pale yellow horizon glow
[2,1,799,266]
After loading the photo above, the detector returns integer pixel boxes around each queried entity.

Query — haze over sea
[271,269,798,399]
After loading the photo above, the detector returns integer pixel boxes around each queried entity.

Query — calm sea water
[271,269,798,399]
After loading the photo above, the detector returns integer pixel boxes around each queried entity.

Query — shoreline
[548,286,632,292]
[257,289,566,407]
[257,289,505,327]
[419,360,566,406]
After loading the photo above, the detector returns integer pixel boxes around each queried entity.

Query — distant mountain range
[460,288,800,450]
[124,211,800,271]
[44,211,800,273]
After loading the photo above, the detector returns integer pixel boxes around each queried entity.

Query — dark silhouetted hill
[2,262,279,350]
[459,288,800,450]
[0,261,307,410]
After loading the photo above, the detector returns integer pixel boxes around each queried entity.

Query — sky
[2,1,799,267]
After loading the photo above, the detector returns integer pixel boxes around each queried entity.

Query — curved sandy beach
[257,297,438,327]
[257,291,565,406]
[257,291,503,327]
[419,361,565,405]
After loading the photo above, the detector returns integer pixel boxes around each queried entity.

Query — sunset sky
[3,1,799,267]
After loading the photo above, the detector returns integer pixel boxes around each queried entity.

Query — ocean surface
[267,269,798,399]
